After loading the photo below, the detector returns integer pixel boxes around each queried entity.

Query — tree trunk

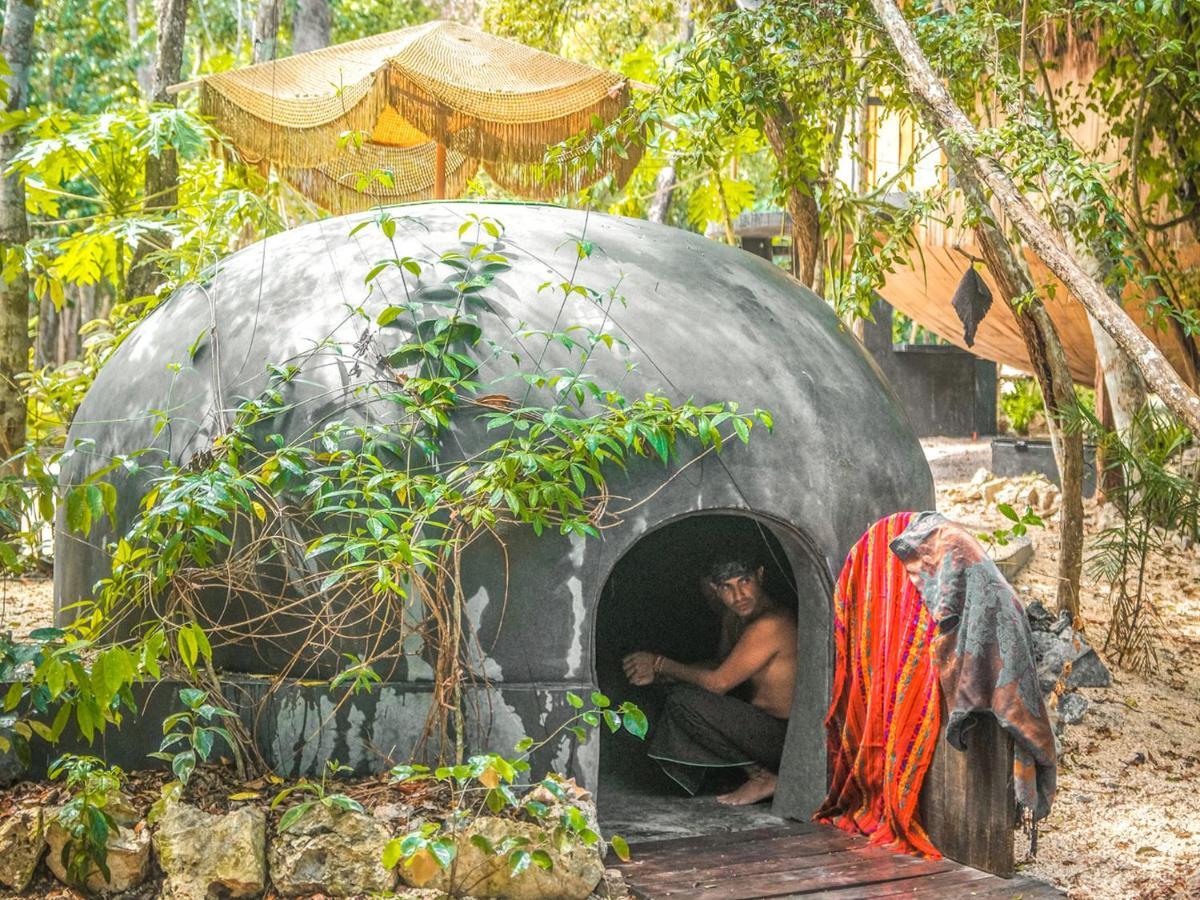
[973,212,1084,619]
[870,0,1200,436]
[291,0,330,54]
[647,162,677,224]
[127,0,190,301]
[252,0,284,63]
[866,1,1085,617]
[764,107,820,287]
[647,2,693,227]
[0,0,37,462]
[34,294,57,370]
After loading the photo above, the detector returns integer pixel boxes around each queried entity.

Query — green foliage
[271,760,365,833]
[147,687,238,787]
[1000,378,1046,436]
[980,504,1044,550]
[383,694,644,891]
[329,654,383,696]
[0,103,284,575]
[332,0,433,44]
[48,754,125,886]
[1076,405,1199,673]
[0,624,168,764]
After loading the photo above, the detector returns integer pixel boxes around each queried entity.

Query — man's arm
[659,620,778,694]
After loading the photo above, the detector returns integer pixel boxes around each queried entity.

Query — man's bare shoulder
[744,610,798,640]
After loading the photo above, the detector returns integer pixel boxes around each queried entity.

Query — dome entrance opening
[595,512,830,841]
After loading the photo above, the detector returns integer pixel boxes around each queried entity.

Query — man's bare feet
[716,767,777,806]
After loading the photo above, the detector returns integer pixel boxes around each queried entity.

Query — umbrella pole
[434,142,447,199]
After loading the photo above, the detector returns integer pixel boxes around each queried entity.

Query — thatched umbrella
[173,21,641,210]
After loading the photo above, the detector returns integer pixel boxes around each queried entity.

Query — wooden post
[434,142,446,200]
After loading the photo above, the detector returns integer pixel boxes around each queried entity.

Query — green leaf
[508,848,532,877]
[381,837,403,869]
[997,502,1019,522]
[172,749,196,784]
[531,848,554,870]
[178,687,206,708]
[611,834,631,862]
[590,691,610,708]
[65,487,92,536]
[620,705,648,740]
[278,802,311,833]
[428,837,457,868]
[565,692,584,709]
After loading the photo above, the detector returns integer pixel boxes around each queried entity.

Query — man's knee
[663,684,724,727]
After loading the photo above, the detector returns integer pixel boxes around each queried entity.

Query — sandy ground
[3,439,1198,898]
[930,438,1200,899]
[0,577,53,639]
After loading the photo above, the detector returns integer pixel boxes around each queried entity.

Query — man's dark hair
[707,553,760,585]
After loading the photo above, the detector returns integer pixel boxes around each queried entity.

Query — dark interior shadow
[595,513,801,842]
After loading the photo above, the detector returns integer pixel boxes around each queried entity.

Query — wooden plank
[618,825,865,872]
[642,854,961,900]
[795,865,1000,898]
[943,875,1065,899]
[629,843,920,889]
[920,700,1016,877]
[628,822,819,852]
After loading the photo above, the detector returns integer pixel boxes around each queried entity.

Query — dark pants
[648,684,789,794]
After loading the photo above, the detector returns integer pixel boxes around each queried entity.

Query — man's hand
[623,651,658,686]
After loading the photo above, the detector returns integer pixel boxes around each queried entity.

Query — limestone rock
[593,866,629,899]
[1032,626,1112,693]
[400,816,604,900]
[45,814,151,895]
[1065,647,1112,689]
[991,536,1034,581]
[269,801,396,897]
[154,802,266,899]
[0,807,45,892]
[1057,692,1089,726]
[1024,600,1054,633]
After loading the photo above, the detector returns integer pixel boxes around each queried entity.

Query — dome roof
[56,202,933,678]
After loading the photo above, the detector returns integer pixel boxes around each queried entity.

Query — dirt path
[0,578,52,637]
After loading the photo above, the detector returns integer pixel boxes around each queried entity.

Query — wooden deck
[609,822,1064,899]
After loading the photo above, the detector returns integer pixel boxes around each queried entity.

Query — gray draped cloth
[648,684,789,794]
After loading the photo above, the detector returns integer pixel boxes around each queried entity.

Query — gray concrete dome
[55,202,932,813]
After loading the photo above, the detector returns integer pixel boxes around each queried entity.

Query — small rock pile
[1024,600,1112,734]
[956,469,1063,520]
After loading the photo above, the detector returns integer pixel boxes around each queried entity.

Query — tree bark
[972,208,1084,618]
[252,0,284,63]
[865,0,1084,616]
[0,0,37,461]
[763,108,821,287]
[870,0,1200,436]
[127,0,190,301]
[291,0,330,54]
[648,162,678,223]
[647,1,693,226]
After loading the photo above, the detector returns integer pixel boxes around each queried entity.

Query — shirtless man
[623,554,798,806]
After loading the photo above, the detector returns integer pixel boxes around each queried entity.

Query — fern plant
[1076,405,1199,673]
